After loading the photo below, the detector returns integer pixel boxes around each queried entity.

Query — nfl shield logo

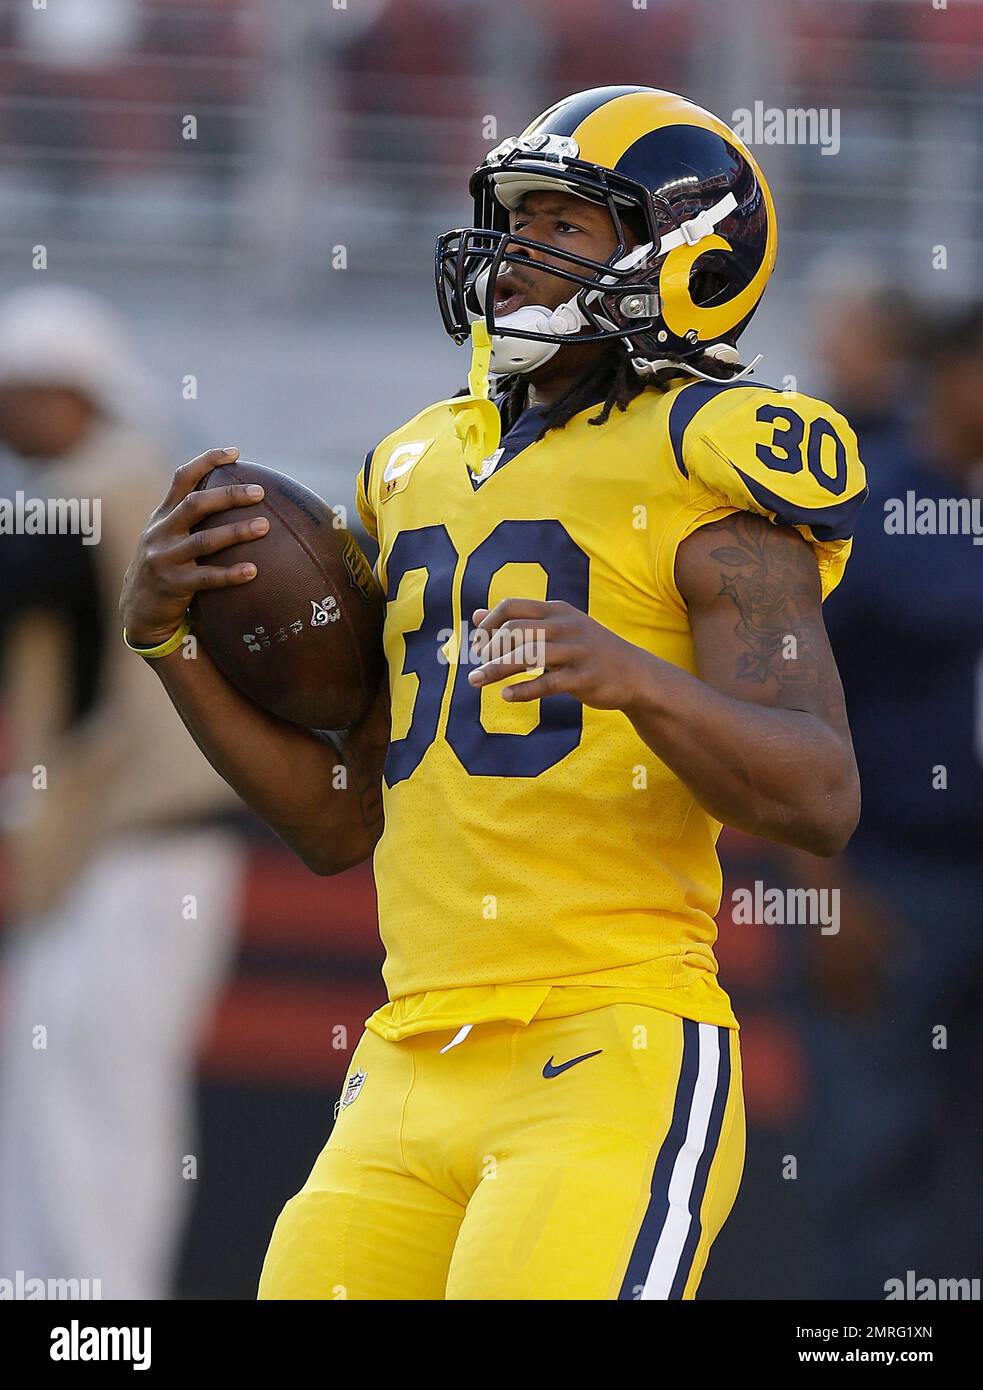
[339,1067,366,1112]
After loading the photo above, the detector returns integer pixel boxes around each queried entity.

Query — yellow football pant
[258,1004,744,1300]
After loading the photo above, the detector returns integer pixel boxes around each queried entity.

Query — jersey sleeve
[660,381,868,602]
[355,446,378,541]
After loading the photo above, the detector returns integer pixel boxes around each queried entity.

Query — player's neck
[523,343,607,411]
[524,374,576,412]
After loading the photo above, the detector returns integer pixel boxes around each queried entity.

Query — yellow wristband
[122,617,192,659]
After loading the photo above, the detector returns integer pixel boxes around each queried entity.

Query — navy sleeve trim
[361,446,375,496]
[667,379,768,479]
[733,464,868,542]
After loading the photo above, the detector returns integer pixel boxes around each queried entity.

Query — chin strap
[470,268,590,374]
[659,192,738,254]
[630,349,764,383]
[488,304,584,373]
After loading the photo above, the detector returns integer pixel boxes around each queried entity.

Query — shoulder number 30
[754,403,849,496]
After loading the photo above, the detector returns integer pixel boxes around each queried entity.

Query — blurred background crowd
[0,0,980,1300]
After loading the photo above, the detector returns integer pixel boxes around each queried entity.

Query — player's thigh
[258,1033,463,1301]
[446,1009,745,1300]
[259,1149,463,1301]
[446,1116,656,1300]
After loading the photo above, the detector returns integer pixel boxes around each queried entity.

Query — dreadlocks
[453,337,743,440]
[495,340,741,442]
[497,342,646,441]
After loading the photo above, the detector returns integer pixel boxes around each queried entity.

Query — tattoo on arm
[707,512,846,729]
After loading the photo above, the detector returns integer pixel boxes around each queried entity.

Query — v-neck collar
[465,388,608,492]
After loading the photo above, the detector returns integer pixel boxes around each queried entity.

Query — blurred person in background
[808,257,918,459]
[0,286,245,1299]
[799,302,983,1298]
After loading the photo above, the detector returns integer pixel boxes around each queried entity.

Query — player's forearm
[622,651,860,856]
[148,646,385,873]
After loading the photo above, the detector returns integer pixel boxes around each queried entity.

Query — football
[190,460,384,730]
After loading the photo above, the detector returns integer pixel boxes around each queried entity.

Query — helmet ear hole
[690,268,729,307]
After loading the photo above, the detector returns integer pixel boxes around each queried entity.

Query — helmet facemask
[435,136,749,378]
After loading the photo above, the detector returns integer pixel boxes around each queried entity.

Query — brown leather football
[190,460,384,730]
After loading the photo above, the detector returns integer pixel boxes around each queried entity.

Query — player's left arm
[662,509,859,854]
[469,511,860,857]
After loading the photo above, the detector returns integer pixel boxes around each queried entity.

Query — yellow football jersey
[355,373,866,1041]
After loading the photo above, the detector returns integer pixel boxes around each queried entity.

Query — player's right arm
[119,447,387,875]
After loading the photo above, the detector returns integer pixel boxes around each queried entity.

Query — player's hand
[467,598,646,711]
[119,447,269,647]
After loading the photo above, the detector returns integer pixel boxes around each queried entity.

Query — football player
[120,87,866,1299]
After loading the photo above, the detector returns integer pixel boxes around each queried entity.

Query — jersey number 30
[754,403,849,495]
[383,519,589,784]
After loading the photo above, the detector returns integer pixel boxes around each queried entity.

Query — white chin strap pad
[471,269,588,374]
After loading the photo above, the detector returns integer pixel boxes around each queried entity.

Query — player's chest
[373,427,671,617]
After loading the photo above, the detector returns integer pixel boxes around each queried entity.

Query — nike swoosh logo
[542,1049,602,1079]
